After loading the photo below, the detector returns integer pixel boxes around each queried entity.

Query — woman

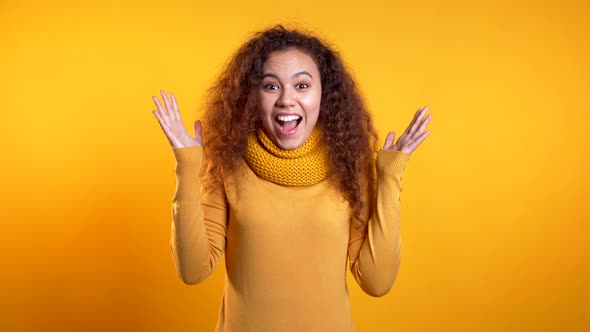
[152,25,431,331]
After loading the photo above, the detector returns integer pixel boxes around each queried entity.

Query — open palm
[152,90,203,149]
[383,106,432,155]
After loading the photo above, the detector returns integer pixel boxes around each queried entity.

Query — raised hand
[152,90,203,149]
[383,106,432,155]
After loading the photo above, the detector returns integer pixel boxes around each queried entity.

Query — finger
[152,96,168,119]
[409,106,427,127]
[194,120,202,142]
[170,92,180,121]
[416,113,432,134]
[409,106,429,135]
[152,109,168,131]
[152,110,177,146]
[402,106,426,136]
[406,130,431,152]
[383,131,395,149]
[160,90,173,115]
[405,107,429,139]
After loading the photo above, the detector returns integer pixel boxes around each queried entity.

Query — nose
[277,87,295,108]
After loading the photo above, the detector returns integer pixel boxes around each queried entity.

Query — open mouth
[275,114,302,134]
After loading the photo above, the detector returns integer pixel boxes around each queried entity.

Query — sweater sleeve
[348,148,411,297]
[169,145,228,285]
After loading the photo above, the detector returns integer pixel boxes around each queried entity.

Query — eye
[263,83,279,91]
[296,83,309,89]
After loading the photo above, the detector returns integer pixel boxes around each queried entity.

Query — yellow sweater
[170,145,411,332]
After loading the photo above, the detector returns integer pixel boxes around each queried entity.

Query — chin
[263,121,315,150]
[275,137,304,150]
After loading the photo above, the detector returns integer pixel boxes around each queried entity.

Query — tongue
[281,120,298,132]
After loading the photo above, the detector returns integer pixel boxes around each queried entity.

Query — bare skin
[383,106,432,154]
[152,90,202,148]
[151,90,432,154]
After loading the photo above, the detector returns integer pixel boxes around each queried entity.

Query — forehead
[262,49,320,75]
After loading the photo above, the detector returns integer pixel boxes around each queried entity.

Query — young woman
[152,25,432,331]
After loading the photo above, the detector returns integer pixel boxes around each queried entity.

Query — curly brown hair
[201,25,379,230]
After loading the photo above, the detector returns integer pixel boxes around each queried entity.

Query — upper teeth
[277,115,301,122]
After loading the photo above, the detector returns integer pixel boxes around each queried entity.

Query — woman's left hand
[383,106,432,155]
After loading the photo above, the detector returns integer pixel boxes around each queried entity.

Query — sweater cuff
[172,145,203,167]
[376,149,411,177]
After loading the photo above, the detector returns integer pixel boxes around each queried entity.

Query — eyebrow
[262,71,313,80]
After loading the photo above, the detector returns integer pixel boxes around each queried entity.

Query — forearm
[169,145,222,285]
[350,149,410,297]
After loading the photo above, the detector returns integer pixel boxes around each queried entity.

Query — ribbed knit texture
[244,127,330,186]
[170,143,411,331]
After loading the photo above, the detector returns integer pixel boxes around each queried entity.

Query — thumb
[383,131,395,149]
[193,120,203,144]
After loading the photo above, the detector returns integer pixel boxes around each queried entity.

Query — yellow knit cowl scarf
[244,127,331,186]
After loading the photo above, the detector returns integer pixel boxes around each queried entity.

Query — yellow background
[1,0,588,331]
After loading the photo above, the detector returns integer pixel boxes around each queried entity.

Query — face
[258,48,322,150]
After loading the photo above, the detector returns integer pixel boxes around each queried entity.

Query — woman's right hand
[152,90,203,149]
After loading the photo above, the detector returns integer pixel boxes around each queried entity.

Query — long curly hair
[201,25,379,230]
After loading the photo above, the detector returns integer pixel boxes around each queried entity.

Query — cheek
[301,92,322,111]
[258,94,273,117]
